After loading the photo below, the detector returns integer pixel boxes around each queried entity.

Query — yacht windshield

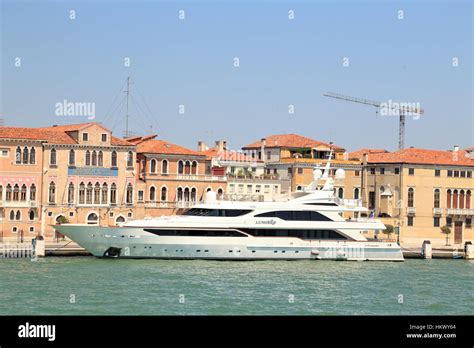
[183,208,253,217]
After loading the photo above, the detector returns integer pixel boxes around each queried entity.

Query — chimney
[362,152,369,165]
[197,141,206,152]
[453,145,459,152]
[260,138,266,162]
[215,140,225,153]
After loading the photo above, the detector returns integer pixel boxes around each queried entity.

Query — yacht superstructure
[53,156,404,261]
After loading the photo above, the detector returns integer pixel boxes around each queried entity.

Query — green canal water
[0,257,473,315]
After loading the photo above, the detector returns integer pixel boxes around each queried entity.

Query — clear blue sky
[1,0,472,152]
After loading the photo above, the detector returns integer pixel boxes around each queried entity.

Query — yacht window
[183,208,252,217]
[240,228,346,239]
[144,229,247,237]
[255,210,332,221]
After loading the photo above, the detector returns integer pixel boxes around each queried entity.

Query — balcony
[447,208,474,216]
[432,207,443,215]
[145,173,227,182]
[145,201,171,208]
[335,198,363,208]
[2,200,37,208]
[406,207,416,215]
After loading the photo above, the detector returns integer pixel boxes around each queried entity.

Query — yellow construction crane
[323,92,424,150]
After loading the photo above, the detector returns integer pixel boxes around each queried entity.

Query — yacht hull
[53,225,404,261]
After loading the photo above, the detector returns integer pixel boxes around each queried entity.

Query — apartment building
[242,134,363,203]
[352,146,474,246]
[129,135,227,217]
[0,122,136,241]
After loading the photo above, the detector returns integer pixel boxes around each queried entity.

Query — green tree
[56,216,69,225]
[382,224,394,240]
[440,225,451,246]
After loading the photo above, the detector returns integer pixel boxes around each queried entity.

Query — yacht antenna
[321,148,333,178]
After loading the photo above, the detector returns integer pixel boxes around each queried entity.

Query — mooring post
[421,240,432,259]
[35,236,46,257]
[464,241,473,260]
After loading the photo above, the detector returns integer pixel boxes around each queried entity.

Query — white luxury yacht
[53,157,404,261]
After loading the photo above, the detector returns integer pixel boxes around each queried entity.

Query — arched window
[127,151,133,167]
[407,188,414,207]
[6,184,12,201]
[79,182,85,204]
[184,161,191,175]
[22,147,29,164]
[162,160,168,174]
[86,182,93,204]
[50,148,57,165]
[20,184,27,201]
[85,150,91,166]
[29,147,36,164]
[94,183,101,204]
[354,188,360,200]
[15,210,21,220]
[98,151,103,167]
[15,147,21,164]
[191,187,197,201]
[150,159,157,173]
[459,190,465,209]
[101,183,108,204]
[338,188,344,199]
[115,216,126,226]
[110,183,117,204]
[91,151,97,166]
[149,186,156,201]
[217,188,224,199]
[48,182,56,203]
[447,189,452,209]
[191,161,197,174]
[69,149,75,166]
[434,189,440,208]
[126,183,133,204]
[86,212,99,225]
[29,209,35,221]
[9,210,15,221]
[30,184,36,201]
[466,190,471,209]
[161,187,167,201]
[111,151,117,167]
[453,189,458,209]
[0,185,3,201]
[68,182,75,204]
[178,161,184,174]
[184,187,190,201]
[177,187,183,201]
[13,184,19,201]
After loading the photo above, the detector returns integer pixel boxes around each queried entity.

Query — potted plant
[382,224,394,240]
[440,225,451,246]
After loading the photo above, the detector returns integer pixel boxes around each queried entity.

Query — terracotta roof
[366,148,474,167]
[125,134,157,145]
[201,148,262,163]
[242,134,344,150]
[137,139,205,156]
[348,148,389,161]
[0,127,76,144]
[41,122,99,132]
[0,123,133,146]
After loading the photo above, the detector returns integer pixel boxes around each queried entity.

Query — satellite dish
[335,168,346,180]
[313,168,323,180]
[204,189,217,204]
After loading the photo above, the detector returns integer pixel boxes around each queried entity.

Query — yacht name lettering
[255,219,277,225]
[18,322,56,341]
